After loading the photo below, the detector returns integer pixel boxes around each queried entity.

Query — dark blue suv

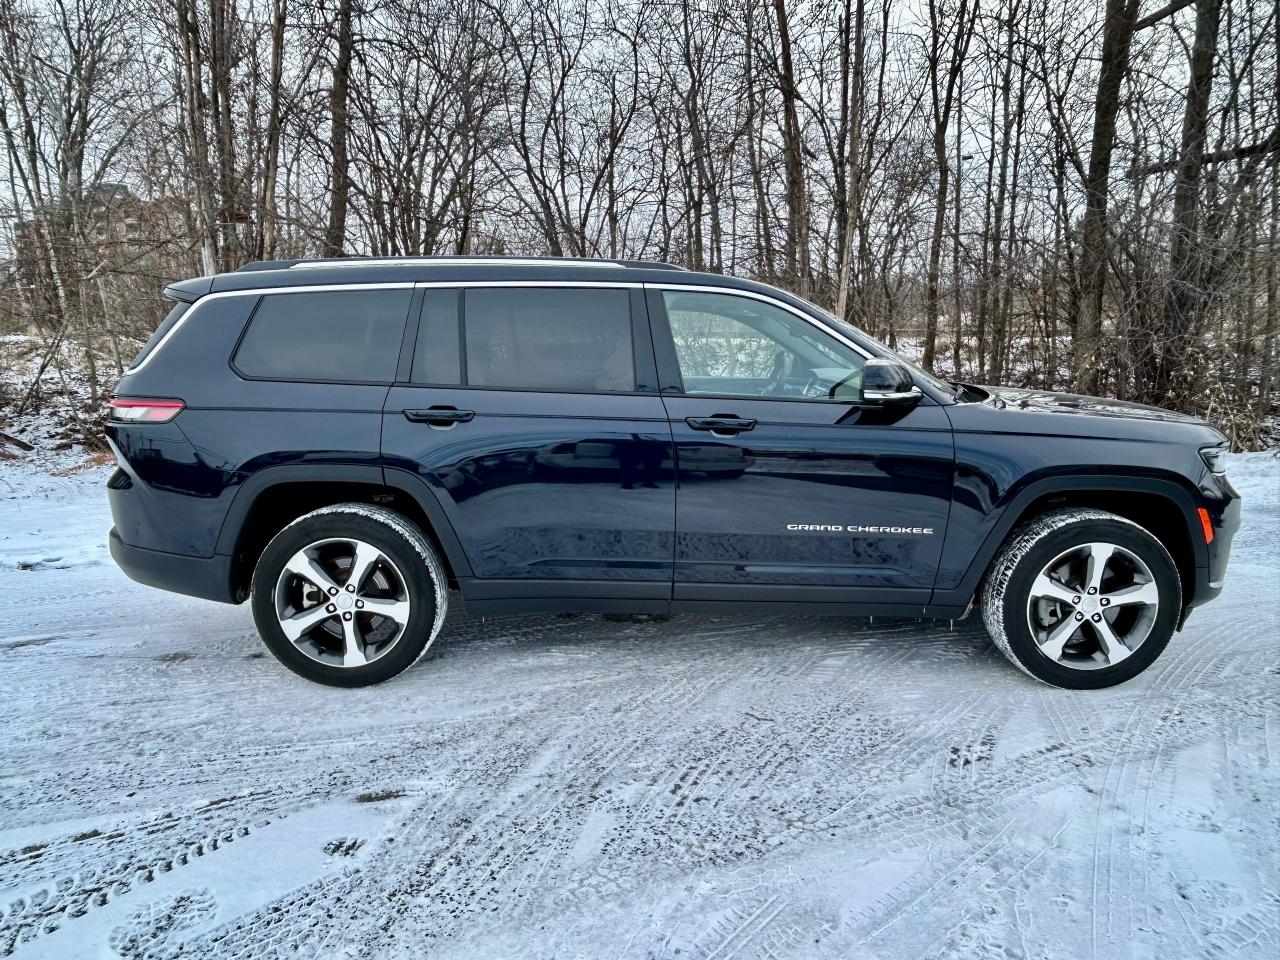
[106,257,1240,688]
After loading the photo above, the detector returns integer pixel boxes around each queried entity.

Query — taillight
[108,397,185,423]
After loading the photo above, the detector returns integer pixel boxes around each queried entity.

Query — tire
[250,503,449,687]
[981,508,1181,689]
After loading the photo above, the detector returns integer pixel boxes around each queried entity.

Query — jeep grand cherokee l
[106,257,1240,688]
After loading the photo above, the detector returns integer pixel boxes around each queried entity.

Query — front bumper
[109,528,240,604]
[1181,481,1241,624]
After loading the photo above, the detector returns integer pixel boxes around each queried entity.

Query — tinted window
[663,290,863,401]
[234,289,411,382]
[411,288,462,385]
[463,288,634,392]
[129,301,189,370]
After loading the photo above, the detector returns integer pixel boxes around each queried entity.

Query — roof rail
[614,259,688,271]
[236,256,688,273]
[290,257,621,271]
[236,260,301,271]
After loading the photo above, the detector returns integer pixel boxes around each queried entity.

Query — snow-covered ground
[1,454,1277,960]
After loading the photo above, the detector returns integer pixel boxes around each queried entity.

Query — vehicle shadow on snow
[417,598,1005,676]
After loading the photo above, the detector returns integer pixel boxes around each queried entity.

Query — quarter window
[233,289,411,382]
[663,291,864,401]
[462,288,634,392]
[128,301,188,370]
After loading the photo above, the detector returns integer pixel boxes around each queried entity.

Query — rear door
[649,286,954,605]
[381,284,675,599]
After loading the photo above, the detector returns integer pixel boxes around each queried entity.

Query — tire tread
[254,503,449,684]
[980,508,1179,686]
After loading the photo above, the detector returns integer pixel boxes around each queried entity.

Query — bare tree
[0,0,1274,448]
[921,0,976,372]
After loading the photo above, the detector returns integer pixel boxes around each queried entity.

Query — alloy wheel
[273,537,411,668]
[1025,541,1160,671]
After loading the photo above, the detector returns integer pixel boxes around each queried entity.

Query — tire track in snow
[1087,611,1250,959]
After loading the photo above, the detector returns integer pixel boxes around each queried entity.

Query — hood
[978,386,1207,426]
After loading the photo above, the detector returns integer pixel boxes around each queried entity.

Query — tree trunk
[986,7,1018,383]
[835,0,866,322]
[744,4,775,278]
[922,0,974,372]
[259,0,286,261]
[175,0,219,274]
[772,0,809,295]
[950,59,964,379]
[1072,0,1141,394]
[209,0,241,269]
[1153,0,1222,403]
[1261,160,1278,417]
[324,0,353,258]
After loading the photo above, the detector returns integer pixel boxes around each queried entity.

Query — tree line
[0,0,1275,447]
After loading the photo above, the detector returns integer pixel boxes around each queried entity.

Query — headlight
[1200,445,1227,476]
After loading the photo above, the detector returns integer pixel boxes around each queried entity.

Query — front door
[649,287,954,604]
[382,285,675,596]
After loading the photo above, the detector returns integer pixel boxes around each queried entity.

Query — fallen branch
[0,430,36,452]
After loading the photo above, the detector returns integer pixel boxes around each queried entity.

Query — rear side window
[411,288,462,385]
[128,301,189,370]
[233,289,411,382]
[462,288,634,392]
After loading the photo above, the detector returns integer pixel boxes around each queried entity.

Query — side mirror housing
[861,358,923,406]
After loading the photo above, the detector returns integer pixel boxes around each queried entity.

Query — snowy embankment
[0,454,1277,959]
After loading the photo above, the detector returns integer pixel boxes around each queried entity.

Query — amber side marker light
[108,397,185,423]
[1196,507,1214,544]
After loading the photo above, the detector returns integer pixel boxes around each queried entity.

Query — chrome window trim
[413,280,642,289]
[647,283,874,361]
[126,280,641,376]
[125,278,864,377]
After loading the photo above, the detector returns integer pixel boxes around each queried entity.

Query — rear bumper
[109,528,240,604]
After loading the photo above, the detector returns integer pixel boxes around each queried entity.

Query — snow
[0,335,112,469]
[1,453,1277,959]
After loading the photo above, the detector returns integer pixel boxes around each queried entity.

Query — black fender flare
[934,473,1207,608]
[213,463,474,579]
[381,465,474,578]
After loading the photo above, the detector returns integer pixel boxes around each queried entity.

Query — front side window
[819,308,954,397]
[463,288,634,392]
[234,289,411,382]
[663,291,864,401]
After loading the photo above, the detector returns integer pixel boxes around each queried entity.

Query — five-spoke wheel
[274,538,412,668]
[1026,541,1160,669]
[983,509,1180,688]
[252,504,448,686]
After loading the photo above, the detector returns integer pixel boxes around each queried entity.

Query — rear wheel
[981,509,1181,689]
[251,504,448,686]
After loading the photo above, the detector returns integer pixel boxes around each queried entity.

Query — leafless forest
[0,0,1276,448]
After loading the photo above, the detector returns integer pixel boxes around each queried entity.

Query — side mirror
[861,358,923,406]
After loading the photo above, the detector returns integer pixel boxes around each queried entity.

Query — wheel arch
[216,464,472,602]
[942,474,1206,615]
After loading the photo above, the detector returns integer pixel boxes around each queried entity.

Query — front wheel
[981,509,1181,689]
[251,504,449,687]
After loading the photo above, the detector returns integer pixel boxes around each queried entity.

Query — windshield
[814,308,956,397]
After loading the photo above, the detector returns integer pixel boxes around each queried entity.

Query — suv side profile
[106,257,1240,689]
